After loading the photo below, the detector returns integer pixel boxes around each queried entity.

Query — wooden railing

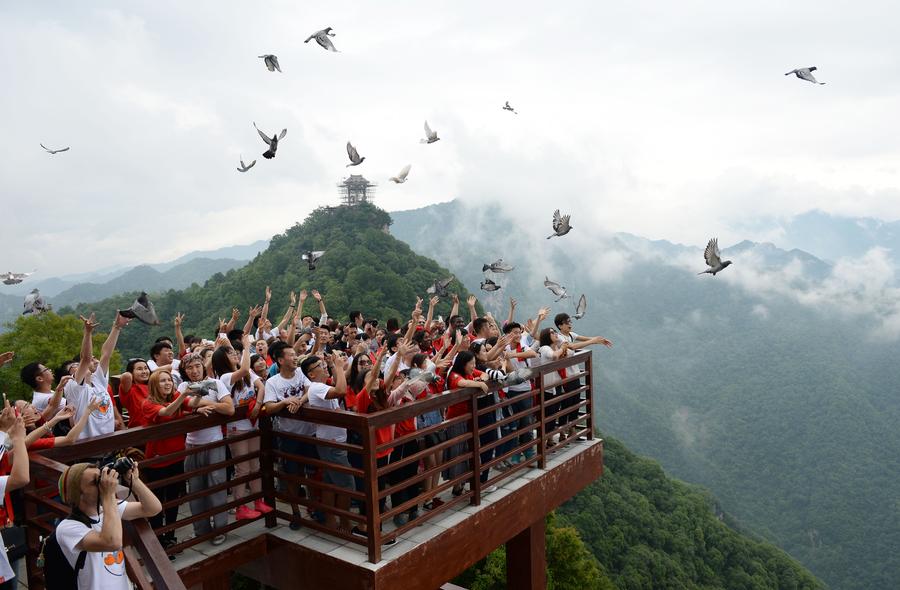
[23,351,595,588]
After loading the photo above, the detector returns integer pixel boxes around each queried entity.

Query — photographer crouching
[55,457,162,589]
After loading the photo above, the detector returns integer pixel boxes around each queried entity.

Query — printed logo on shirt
[93,391,112,418]
[236,387,256,406]
[103,550,125,575]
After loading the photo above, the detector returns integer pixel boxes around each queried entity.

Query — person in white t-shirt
[148,340,182,387]
[177,353,235,545]
[210,335,273,521]
[553,312,612,440]
[263,342,312,529]
[64,313,129,442]
[0,414,29,589]
[20,360,68,422]
[56,459,162,590]
[298,352,352,532]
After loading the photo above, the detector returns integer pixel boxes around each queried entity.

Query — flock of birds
[22,26,830,320]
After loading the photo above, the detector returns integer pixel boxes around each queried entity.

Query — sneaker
[408,509,419,521]
[484,485,498,493]
[508,454,522,465]
[211,534,227,546]
[235,505,262,521]
[430,497,445,509]
[393,513,409,527]
[254,500,275,514]
[289,514,303,530]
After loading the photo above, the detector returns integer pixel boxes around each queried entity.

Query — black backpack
[39,511,94,590]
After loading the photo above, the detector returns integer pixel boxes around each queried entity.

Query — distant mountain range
[0,240,268,329]
[390,200,900,590]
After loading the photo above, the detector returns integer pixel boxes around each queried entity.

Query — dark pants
[510,390,535,446]
[545,387,561,431]
[359,455,389,517]
[389,440,421,513]
[559,377,582,426]
[476,394,499,483]
[143,461,185,541]
[347,429,364,495]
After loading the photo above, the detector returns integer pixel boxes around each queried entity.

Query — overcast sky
[2,0,899,276]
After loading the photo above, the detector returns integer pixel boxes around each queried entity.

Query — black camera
[101,456,135,484]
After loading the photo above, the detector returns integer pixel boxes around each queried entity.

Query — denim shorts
[317,446,355,490]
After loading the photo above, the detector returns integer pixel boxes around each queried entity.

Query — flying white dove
[305,27,338,52]
[119,292,161,325]
[346,141,365,167]
[2,271,34,285]
[254,122,287,159]
[389,164,411,183]
[421,121,440,144]
[785,67,825,85]
[302,250,325,271]
[237,156,256,173]
[544,277,569,301]
[40,143,70,154]
[482,259,515,273]
[23,289,50,316]
[698,238,733,276]
[573,294,587,320]
[547,209,572,239]
[258,54,282,72]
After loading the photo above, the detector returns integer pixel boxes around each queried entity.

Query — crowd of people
[0,287,611,588]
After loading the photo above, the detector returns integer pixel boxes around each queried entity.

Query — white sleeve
[0,475,7,501]
[64,379,84,404]
[93,366,109,390]
[215,379,231,401]
[220,373,234,390]
[176,382,188,395]
[264,379,278,404]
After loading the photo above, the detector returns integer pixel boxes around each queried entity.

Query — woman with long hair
[444,350,490,497]
[178,353,235,545]
[210,335,273,521]
[537,327,569,446]
[140,370,207,551]
[118,358,151,427]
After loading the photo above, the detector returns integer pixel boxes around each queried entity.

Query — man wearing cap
[56,461,161,589]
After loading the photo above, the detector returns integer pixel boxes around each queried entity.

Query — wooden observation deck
[23,352,603,589]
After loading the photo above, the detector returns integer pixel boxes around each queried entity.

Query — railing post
[536,371,546,469]
[585,353,595,440]
[363,425,382,563]
[259,415,278,528]
[470,389,482,506]
[23,477,42,590]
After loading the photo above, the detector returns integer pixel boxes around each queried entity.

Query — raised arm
[6,417,29,490]
[73,314,98,385]
[225,308,240,332]
[312,290,327,323]
[364,347,389,394]
[506,297,516,327]
[530,307,550,340]
[54,402,96,446]
[466,294,478,328]
[40,376,70,423]
[258,286,272,337]
[230,334,254,383]
[424,296,439,333]
[276,292,296,332]
[324,354,348,399]
[242,306,261,338]
[449,293,460,320]
[174,313,186,357]
[403,298,423,341]
[99,313,130,376]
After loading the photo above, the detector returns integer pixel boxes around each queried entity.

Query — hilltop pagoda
[338,174,376,206]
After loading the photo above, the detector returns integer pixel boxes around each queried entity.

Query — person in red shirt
[444,350,490,497]
[118,358,151,428]
[140,370,211,552]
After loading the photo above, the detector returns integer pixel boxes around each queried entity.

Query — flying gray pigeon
[426,276,454,297]
[389,164,411,183]
[40,143,70,155]
[3,271,34,285]
[346,141,365,167]
[119,292,161,325]
[258,54,282,72]
[544,277,569,301]
[480,278,501,292]
[408,367,438,385]
[501,367,533,387]
[547,209,572,239]
[698,238,732,276]
[573,294,587,320]
[254,122,287,159]
[304,27,338,52]
[302,250,325,271]
[23,289,50,316]
[785,67,825,85]
[502,101,517,114]
[482,259,515,273]
[420,121,440,144]
[186,379,219,396]
[237,156,256,173]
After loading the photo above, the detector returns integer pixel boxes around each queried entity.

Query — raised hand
[289,291,297,306]
[79,313,99,332]
[114,312,131,329]
[466,294,477,307]
[0,352,13,367]
[311,290,322,301]
[9,416,25,441]
[265,286,272,302]
[0,406,14,431]
[429,295,440,308]
[299,289,308,301]
[510,297,517,309]
[174,312,185,328]
[594,337,613,348]
[55,405,77,422]
[537,307,550,321]
[231,308,241,321]
[451,293,459,305]
[248,305,262,318]
[56,375,73,394]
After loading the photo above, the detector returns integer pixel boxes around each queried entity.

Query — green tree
[0,313,119,400]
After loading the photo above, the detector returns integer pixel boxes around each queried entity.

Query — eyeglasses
[307,363,322,372]
[357,359,372,365]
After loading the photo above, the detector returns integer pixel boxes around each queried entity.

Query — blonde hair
[147,370,175,406]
